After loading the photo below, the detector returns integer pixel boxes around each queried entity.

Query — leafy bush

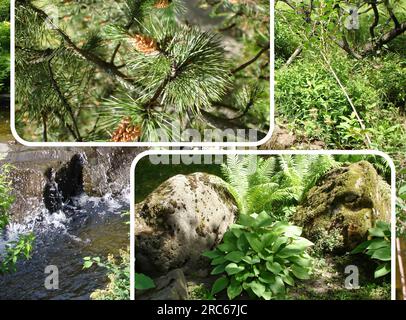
[203,212,313,300]
[0,164,14,230]
[0,233,35,274]
[0,164,35,275]
[351,221,391,279]
[83,249,131,300]
[0,0,9,21]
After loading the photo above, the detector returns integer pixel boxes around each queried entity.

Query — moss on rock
[293,161,391,252]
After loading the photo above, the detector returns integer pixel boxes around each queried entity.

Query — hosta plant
[203,211,314,300]
[351,221,391,279]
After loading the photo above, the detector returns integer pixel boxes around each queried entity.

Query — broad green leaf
[235,271,254,282]
[261,291,273,300]
[248,281,266,298]
[366,239,389,251]
[371,247,391,261]
[288,256,312,268]
[368,227,385,238]
[238,214,256,227]
[269,275,285,295]
[211,276,229,295]
[225,251,245,263]
[225,263,245,275]
[291,265,310,280]
[246,233,264,253]
[254,211,274,228]
[211,264,226,275]
[237,234,250,252]
[135,273,155,290]
[281,273,295,286]
[374,263,391,278]
[266,261,283,274]
[273,222,302,237]
[259,271,275,284]
[211,256,226,266]
[351,240,373,254]
[217,241,237,253]
[202,250,221,259]
[242,255,260,265]
[227,279,243,300]
[278,244,307,258]
[272,236,288,252]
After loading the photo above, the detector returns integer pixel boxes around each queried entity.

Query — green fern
[221,155,339,219]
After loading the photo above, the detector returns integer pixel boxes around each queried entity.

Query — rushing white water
[0,185,130,299]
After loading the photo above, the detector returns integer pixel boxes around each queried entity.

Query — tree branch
[369,1,380,40]
[26,3,135,88]
[231,42,270,74]
[362,21,406,55]
[47,59,82,141]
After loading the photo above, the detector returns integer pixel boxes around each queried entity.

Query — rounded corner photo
[131,150,396,301]
[12,0,273,146]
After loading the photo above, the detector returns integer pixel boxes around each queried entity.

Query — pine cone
[130,34,158,54]
[154,0,170,8]
[111,118,142,142]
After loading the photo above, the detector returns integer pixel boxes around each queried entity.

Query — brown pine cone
[111,117,142,142]
[154,0,170,8]
[130,34,158,54]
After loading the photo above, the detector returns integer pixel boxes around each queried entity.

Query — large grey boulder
[293,161,391,252]
[135,172,237,275]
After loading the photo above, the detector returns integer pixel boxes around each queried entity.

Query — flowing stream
[0,146,137,300]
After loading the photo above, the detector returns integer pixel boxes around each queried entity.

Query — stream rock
[135,172,237,275]
[1,144,145,222]
[293,161,391,252]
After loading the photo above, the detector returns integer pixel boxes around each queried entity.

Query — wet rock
[56,154,86,201]
[1,144,144,222]
[293,161,391,252]
[137,269,188,300]
[135,172,237,275]
[82,148,146,197]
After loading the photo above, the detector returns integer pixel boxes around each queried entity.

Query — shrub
[351,221,391,279]
[83,249,131,300]
[203,212,313,300]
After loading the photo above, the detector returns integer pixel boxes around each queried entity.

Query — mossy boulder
[293,161,391,252]
[135,172,237,275]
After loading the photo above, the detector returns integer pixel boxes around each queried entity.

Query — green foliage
[351,221,391,279]
[188,284,214,300]
[275,0,406,159]
[83,249,131,300]
[0,164,35,275]
[203,212,314,300]
[221,154,338,219]
[135,272,155,291]
[0,164,14,230]
[0,20,9,93]
[0,233,35,274]
[0,0,9,21]
[15,0,269,142]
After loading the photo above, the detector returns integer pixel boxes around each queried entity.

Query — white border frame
[130,149,397,300]
[10,1,275,147]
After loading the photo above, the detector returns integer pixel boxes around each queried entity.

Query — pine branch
[47,58,82,141]
[26,3,136,88]
[231,42,270,74]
